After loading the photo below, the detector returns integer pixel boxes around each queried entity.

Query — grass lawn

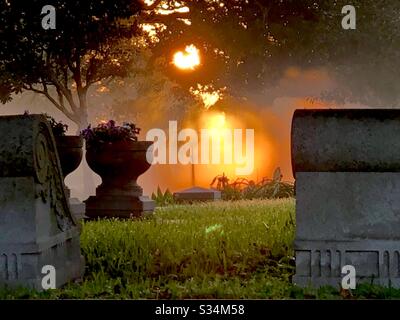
[1,198,400,299]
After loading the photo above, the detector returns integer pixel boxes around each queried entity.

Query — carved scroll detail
[35,122,76,232]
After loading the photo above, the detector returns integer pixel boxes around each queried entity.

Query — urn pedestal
[55,135,86,221]
[84,141,155,219]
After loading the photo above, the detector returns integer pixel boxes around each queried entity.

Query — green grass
[1,198,400,299]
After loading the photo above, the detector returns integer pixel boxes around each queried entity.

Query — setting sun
[173,44,200,70]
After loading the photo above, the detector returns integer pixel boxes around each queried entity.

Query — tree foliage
[317,0,400,107]
[148,0,400,107]
[2,0,399,128]
[148,0,322,95]
[0,0,143,127]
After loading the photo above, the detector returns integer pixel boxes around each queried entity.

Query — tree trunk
[77,91,89,132]
[76,92,96,199]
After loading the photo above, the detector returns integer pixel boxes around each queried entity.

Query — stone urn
[55,136,84,179]
[84,140,155,219]
[55,135,86,221]
[55,136,83,197]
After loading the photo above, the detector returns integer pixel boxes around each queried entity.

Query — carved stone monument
[292,109,400,288]
[0,115,84,290]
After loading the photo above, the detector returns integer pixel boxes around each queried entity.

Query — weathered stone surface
[291,109,400,173]
[292,109,400,288]
[0,115,84,290]
[174,187,221,202]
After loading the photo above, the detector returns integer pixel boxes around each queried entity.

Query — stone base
[294,239,400,289]
[0,230,85,291]
[84,195,155,219]
[293,172,400,289]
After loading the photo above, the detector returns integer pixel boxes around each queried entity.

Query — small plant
[81,120,141,148]
[24,111,69,136]
[210,167,294,200]
[45,114,69,136]
[151,187,175,207]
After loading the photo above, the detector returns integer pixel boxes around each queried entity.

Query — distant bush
[210,167,294,201]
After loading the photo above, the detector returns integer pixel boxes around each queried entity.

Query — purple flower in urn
[81,120,141,148]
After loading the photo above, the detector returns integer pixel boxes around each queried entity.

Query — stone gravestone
[292,109,400,288]
[174,187,221,203]
[0,115,84,290]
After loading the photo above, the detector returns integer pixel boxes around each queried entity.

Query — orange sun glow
[190,84,224,109]
[173,44,200,70]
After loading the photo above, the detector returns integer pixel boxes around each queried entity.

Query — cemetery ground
[1,199,400,299]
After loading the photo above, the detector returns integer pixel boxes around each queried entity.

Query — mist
[0,62,369,202]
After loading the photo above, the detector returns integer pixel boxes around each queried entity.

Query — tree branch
[42,53,79,115]
[255,0,271,30]
[141,11,190,24]
[22,84,77,123]
[46,70,79,114]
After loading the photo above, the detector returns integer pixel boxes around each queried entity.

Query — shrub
[211,167,294,200]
